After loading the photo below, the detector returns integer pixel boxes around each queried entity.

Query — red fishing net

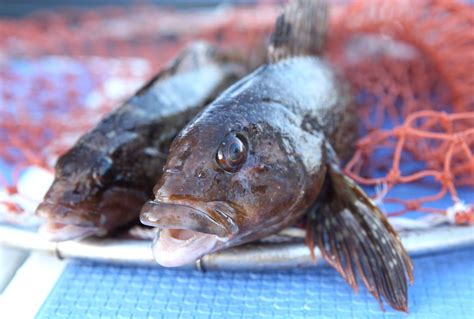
[0,0,472,227]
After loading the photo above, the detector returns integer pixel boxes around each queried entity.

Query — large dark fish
[140,0,413,312]
[36,42,246,241]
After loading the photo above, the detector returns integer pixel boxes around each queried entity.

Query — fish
[36,42,247,241]
[140,0,413,312]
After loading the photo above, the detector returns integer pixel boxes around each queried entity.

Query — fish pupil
[216,133,247,172]
[228,141,243,162]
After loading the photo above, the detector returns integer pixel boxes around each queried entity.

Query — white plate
[1,224,473,271]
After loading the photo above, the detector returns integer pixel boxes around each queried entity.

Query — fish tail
[309,162,414,312]
[268,0,328,62]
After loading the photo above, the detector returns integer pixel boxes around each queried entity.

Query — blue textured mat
[36,247,474,319]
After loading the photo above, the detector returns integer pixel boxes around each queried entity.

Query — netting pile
[0,0,473,228]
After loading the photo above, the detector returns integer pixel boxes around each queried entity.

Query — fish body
[36,42,246,240]
[141,0,413,312]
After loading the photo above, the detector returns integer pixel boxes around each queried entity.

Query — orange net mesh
[1,0,473,225]
[328,0,473,222]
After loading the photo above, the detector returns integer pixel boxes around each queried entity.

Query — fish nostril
[163,157,184,173]
[165,167,181,174]
[195,168,207,179]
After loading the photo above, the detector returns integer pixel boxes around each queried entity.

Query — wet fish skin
[36,42,247,240]
[144,55,355,248]
[142,0,412,312]
[141,0,354,260]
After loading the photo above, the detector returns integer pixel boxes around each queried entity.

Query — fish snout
[140,200,238,239]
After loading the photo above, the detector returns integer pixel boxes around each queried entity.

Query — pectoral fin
[307,164,414,312]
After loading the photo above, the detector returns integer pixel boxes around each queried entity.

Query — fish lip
[140,199,239,239]
[36,201,104,241]
[36,202,97,228]
[38,222,103,242]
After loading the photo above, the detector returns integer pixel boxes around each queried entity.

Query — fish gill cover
[0,0,472,228]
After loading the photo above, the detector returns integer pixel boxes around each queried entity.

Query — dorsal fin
[268,0,328,63]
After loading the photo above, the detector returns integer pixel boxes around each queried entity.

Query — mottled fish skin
[141,1,354,260]
[36,42,247,240]
[142,54,355,250]
[142,0,412,313]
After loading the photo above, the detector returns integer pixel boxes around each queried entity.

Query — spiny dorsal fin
[268,0,328,63]
[307,164,414,312]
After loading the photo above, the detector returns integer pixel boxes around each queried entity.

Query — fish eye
[92,156,113,186]
[216,133,248,173]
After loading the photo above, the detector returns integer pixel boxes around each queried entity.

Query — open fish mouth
[140,200,238,267]
[151,229,219,267]
[36,202,103,241]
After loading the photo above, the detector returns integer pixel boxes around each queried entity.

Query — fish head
[36,147,149,241]
[140,105,310,267]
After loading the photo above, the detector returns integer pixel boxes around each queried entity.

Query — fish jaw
[38,222,103,241]
[140,200,238,238]
[152,229,219,267]
[36,202,103,241]
[36,185,150,241]
[140,200,237,266]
